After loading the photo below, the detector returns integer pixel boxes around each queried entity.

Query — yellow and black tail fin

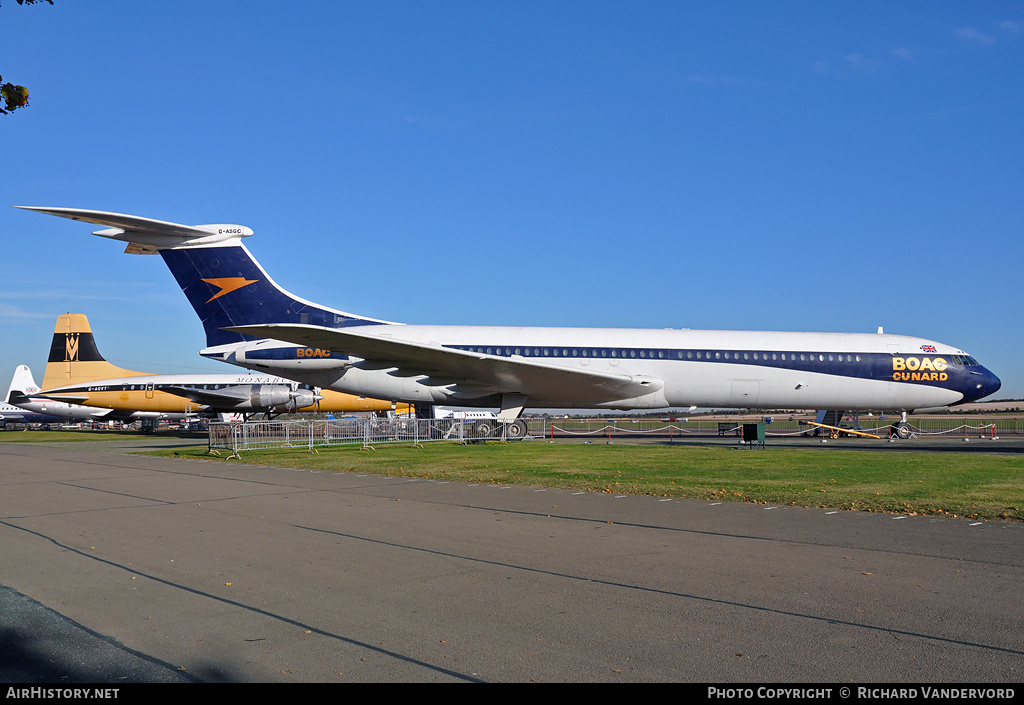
[41,313,147,390]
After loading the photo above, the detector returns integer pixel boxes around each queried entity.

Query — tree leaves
[0,79,30,114]
[1,0,54,115]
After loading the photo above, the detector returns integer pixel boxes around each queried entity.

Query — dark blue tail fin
[160,243,384,347]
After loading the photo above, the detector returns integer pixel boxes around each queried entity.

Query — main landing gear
[472,418,529,439]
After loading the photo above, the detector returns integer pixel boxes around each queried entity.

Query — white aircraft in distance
[21,207,1002,439]
[4,363,179,425]
[24,313,408,419]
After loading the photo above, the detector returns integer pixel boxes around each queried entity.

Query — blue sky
[2,1,1022,401]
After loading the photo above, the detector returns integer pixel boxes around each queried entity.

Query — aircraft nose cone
[967,368,1001,403]
[983,369,1001,398]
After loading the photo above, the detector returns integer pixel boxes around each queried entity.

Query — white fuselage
[206,326,993,412]
[3,395,176,422]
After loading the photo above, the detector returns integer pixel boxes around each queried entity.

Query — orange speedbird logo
[202,277,258,303]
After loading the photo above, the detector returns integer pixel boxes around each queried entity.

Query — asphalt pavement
[1,436,1022,683]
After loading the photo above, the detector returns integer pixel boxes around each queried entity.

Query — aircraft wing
[160,385,249,408]
[227,324,662,403]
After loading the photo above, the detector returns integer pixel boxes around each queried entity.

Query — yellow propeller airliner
[31,313,406,418]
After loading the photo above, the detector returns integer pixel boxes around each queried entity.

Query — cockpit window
[951,355,979,366]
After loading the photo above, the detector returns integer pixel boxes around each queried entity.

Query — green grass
[153,441,1024,522]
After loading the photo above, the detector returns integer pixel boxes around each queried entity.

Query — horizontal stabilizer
[6,391,32,406]
[17,207,252,251]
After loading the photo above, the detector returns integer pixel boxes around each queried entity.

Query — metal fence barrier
[209,417,545,454]
[209,415,1021,454]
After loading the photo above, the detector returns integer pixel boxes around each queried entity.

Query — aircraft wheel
[505,419,528,439]
[893,421,912,439]
[473,419,494,438]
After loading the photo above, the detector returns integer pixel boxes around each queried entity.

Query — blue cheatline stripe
[447,344,968,389]
[242,348,350,362]
[159,246,378,347]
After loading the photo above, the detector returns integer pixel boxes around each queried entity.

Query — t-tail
[41,313,148,390]
[17,207,390,348]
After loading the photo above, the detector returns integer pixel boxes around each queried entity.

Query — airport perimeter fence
[208,415,1022,454]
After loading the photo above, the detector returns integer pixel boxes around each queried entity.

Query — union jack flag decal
[920,345,937,353]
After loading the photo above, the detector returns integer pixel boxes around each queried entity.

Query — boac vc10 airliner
[20,207,1001,438]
